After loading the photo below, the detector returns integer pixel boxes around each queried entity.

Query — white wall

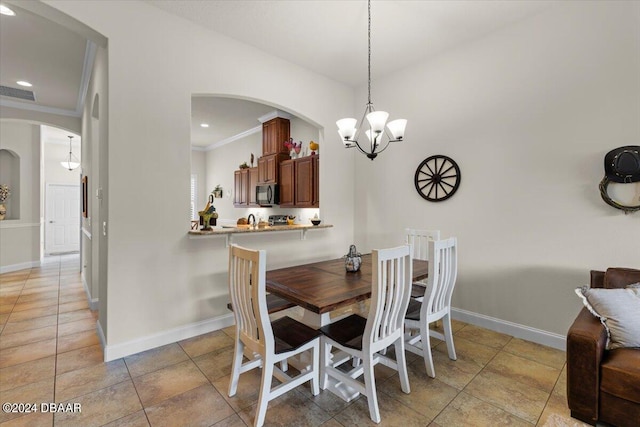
[190,149,207,220]
[0,122,41,271]
[354,1,640,338]
[48,0,355,360]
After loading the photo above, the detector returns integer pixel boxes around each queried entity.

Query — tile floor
[0,255,592,427]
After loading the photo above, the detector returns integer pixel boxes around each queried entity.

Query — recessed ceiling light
[200,123,209,128]
[0,5,16,16]
[16,81,32,87]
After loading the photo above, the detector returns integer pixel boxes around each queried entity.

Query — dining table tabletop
[266,253,428,327]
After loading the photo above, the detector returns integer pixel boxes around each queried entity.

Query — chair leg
[394,340,410,394]
[254,361,274,427]
[228,340,244,396]
[363,356,381,424]
[421,322,435,378]
[443,313,457,361]
[320,339,331,390]
[310,341,320,396]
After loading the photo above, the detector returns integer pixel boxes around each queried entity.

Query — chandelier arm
[353,140,372,157]
[373,138,392,155]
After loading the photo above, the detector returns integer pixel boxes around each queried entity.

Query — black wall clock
[414,155,461,202]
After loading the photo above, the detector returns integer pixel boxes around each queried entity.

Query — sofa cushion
[600,348,640,404]
[575,285,640,349]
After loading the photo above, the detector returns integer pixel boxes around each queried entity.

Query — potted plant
[212,185,223,198]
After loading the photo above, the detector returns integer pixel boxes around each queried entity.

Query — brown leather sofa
[567,268,640,427]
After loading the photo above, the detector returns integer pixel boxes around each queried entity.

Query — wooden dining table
[266,253,428,328]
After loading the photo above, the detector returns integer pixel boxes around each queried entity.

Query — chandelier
[336,0,407,160]
[60,135,80,170]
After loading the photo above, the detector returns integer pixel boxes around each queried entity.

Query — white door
[46,184,80,254]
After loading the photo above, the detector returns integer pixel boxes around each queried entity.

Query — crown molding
[192,125,262,152]
[257,109,292,123]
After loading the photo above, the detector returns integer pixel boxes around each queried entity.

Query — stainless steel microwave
[256,184,279,206]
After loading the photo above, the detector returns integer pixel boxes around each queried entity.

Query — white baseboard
[103,313,235,362]
[451,307,566,351]
[81,272,99,311]
[97,319,106,357]
[0,260,41,274]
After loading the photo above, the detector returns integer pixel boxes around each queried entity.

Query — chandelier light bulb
[386,119,407,141]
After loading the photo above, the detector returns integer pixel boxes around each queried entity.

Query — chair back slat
[405,228,440,262]
[365,245,412,348]
[423,238,458,316]
[228,244,273,354]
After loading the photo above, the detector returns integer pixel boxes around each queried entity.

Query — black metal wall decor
[414,155,461,202]
[599,146,640,214]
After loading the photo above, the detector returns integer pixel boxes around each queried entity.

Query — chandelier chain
[367,0,371,106]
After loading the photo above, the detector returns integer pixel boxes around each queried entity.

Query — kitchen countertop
[188,223,332,236]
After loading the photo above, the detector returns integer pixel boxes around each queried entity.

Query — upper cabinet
[262,118,290,156]
[279,156,319,208]
[234,167,259,207]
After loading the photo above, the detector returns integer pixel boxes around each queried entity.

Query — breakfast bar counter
[188,223,332,246]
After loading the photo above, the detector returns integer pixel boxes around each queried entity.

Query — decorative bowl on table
[311,219,321,226]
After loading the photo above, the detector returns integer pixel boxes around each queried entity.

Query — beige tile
[11,297,59,313]
[193,345,235,382]
[56,344,104,375]
[101,410,150,427]
[319,419,345,427]
[54,380,143,427]
[58,308,94,324]
[0,303,14,314]
[6,305,57,323]
[178,330,234,358]
[379,362,459,420]
[144,384,235,427]
[55,359,131,402]
[0,326,57,350]
[0,411,54,427]
[552,365,567,398]
[1,315,58,335]
[503,338,566,370]
[56,329,100,353]
[537,393,591,427]
[434,335,499,367]
[124,343,189,378]
[0,295,19,305]
[0,378,54,424]
[485,352,560,393]
[212,367,264,412]
[238,388,332,427]
[0,338,57,369]
[132,359,209,407]
[212,413,251,427]
[221,325,236,339]
[57,317,96,337]
[434,392,532,426]
[464,370,549,424]
[58,290,87,304]
[0,355,55,392]
[455,325,511,349]
[333,391,430,427]
[415,346,484,390]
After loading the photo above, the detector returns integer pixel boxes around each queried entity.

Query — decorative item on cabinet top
[0,184,11,221]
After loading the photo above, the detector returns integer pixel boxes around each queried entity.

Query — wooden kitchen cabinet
[258,153,289,184]
[278,156,319,208]
[279,160,295,207]
[248,167,258,206]
[234,167,258,207]
[295,156,319,208]
[262,117,290,156]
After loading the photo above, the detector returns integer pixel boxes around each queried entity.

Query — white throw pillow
[575,285,640,349]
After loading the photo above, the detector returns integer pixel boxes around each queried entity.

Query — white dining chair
[320,245,412,424]
[227,244,321,427]
[405,228,441,299]
[404,237,458,378]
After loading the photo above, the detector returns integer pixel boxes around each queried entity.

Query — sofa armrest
[566,307,608,425]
